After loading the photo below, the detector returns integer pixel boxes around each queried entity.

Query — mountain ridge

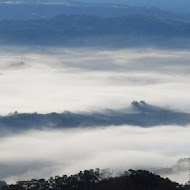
[0,101,189,134]
[0,14,190,47]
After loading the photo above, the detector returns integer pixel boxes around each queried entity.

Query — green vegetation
[1,169,190,190]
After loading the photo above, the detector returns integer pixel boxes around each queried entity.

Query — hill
[0,169,187,190]
[0,182,6,189]
[1,101,190,134]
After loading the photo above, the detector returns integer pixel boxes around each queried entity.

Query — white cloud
[0,46,190,114]
[0,46,190,184]
[0,125,190,184]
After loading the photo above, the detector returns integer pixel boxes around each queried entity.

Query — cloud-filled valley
[0,0,190,188]
[0,47,190,114]
[0,46,190,185]
[1,125,190,184]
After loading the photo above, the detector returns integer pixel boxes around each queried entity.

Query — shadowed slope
[0,101,190,133]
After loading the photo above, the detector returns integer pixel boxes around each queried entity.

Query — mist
[0,125,189,184]
[0,46,190,114]
[0,46,190,185]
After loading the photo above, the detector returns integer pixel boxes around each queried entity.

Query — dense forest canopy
[1,169,190,190]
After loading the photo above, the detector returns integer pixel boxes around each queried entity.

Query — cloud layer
[0,46,190,114]
[0,125,190,184]
[0,46,190,185]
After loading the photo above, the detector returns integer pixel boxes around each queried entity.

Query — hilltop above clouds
[0,101,190,135]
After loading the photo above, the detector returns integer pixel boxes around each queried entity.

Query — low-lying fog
[0,46,190,114]
[0,125,190,184]
[1,46,190,184]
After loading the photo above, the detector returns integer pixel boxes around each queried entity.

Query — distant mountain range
[1,101,190,134]
[0,2,189,22]
[0,14,190,47]
[0,0,190,14]
[0,1,189,47]
[64,0,190,14]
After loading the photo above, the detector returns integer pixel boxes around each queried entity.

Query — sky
[0,46,190,184]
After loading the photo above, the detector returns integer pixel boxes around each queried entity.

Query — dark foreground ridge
[1,169,189,190]
[0,101,190,132]
[0,182,6,189]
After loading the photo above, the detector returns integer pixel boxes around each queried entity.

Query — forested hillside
[1,101,190,134]
[1,169,189,190]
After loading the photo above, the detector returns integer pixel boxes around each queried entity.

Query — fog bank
[0,47,190,114]
[0,125,190,184]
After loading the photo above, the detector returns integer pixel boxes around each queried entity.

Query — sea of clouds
[0,125,190,184]
[0,46,190,114]
[1,46,190,184]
